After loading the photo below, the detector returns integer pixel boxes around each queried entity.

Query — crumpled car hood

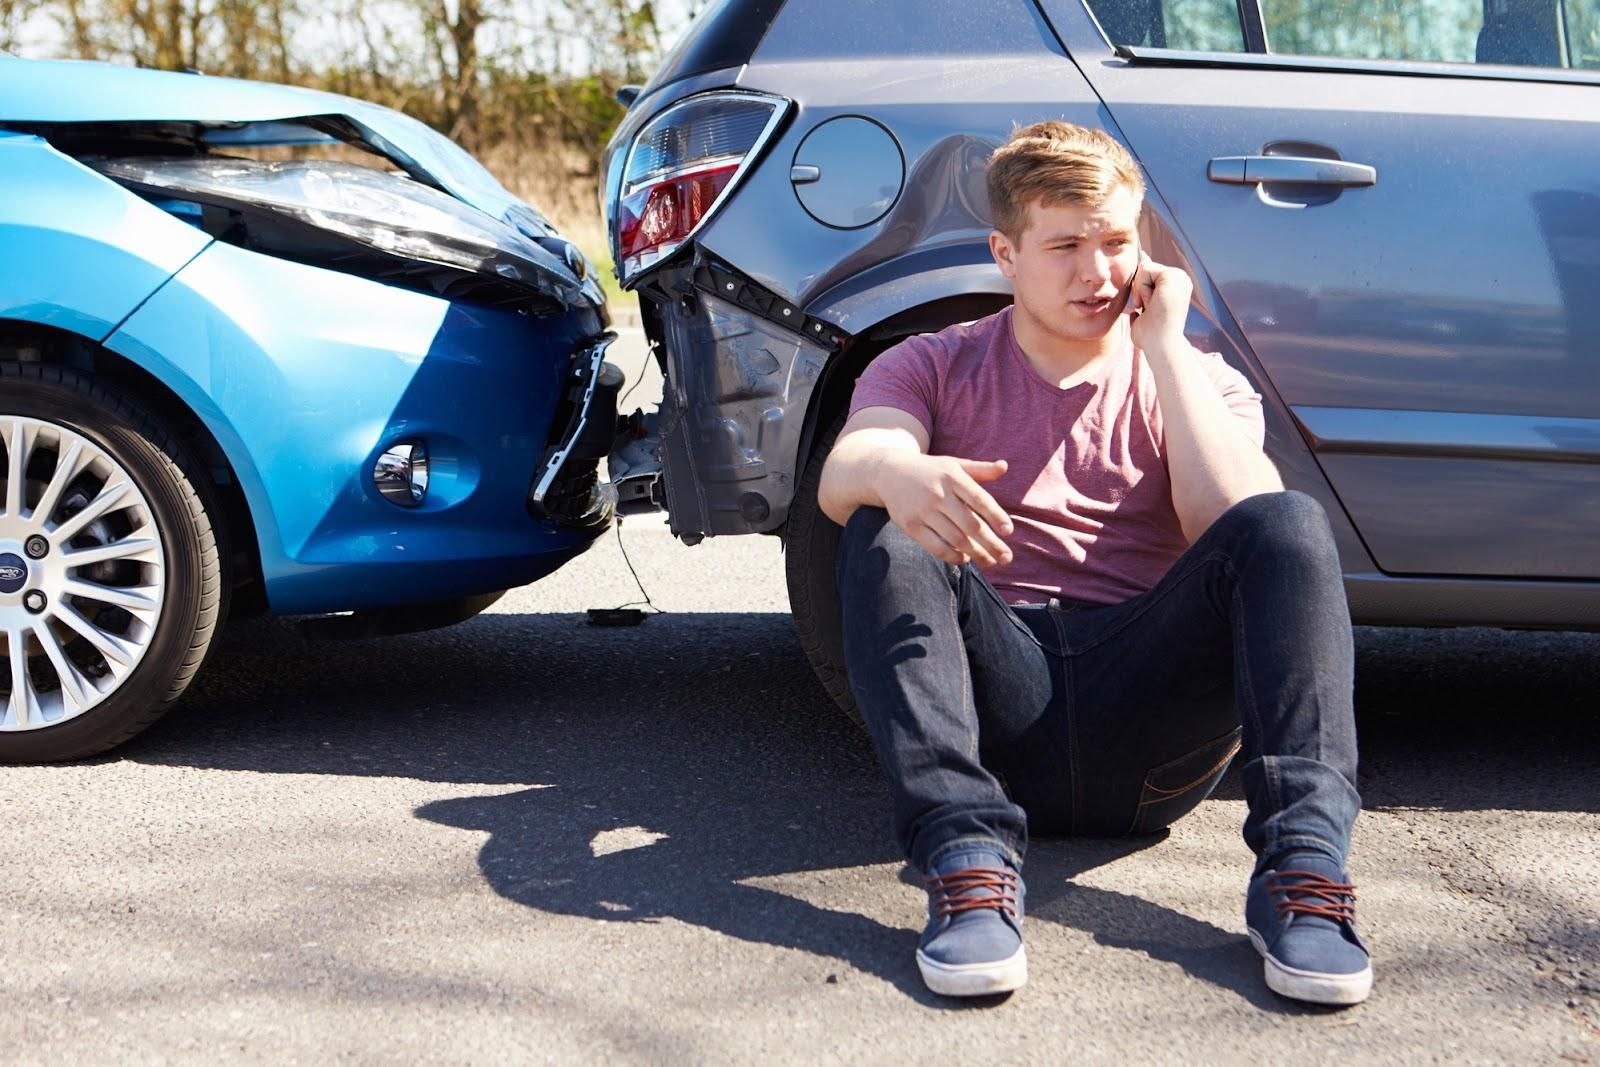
[0,56,522,221]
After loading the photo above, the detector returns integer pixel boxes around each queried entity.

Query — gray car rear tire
[783,411,863,727]
[0,362,227,763]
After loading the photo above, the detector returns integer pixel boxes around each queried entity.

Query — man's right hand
[874,451,1015,568]
[819,405,1017,568]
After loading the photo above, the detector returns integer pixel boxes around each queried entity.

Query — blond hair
[986,120,1145,243]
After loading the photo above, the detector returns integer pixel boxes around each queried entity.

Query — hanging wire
[590,324,664,617]
[618,336,656,409]
[611,519,662,614]
[607,325,662,613]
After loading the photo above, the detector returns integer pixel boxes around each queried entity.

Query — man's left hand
[1126,252,1193,356]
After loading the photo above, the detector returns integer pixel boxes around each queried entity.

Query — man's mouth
[1070,296,1116,315]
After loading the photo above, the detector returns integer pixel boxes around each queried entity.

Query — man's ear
[989,230,1017,280]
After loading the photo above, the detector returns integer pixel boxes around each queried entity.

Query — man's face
[990,185,1142,344]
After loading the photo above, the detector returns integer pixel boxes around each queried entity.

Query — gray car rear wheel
[783,411,862,726]
[0,362,227,762]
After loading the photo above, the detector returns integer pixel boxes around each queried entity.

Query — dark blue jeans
[837,491,1360,875]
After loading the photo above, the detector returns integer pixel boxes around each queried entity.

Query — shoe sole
[1248,929,1372,1006]
[915,944,1027,997]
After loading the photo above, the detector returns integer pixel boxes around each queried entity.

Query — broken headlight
[94,157,588,312]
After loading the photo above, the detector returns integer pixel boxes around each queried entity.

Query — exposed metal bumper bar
[529,331,622,528]
[637,254,846,541]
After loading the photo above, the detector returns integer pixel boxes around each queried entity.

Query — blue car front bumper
[105,239,614,615]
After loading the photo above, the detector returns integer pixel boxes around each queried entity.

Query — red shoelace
[925,866,1020,920]
[1270,869,1358,923]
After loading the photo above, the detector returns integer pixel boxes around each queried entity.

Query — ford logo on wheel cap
[0,553,27,594]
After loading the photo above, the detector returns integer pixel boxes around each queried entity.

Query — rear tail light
[614,90,787,284]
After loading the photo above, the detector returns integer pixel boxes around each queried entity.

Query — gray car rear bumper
[642,257,844,540]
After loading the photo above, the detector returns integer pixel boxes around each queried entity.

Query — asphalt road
[4,329,1598,1064]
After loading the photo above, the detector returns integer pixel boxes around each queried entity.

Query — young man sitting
[818,121,1370,1006]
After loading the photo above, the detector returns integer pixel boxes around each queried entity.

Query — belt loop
[1047,596,1062,614]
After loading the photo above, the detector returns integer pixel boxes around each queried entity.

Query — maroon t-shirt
[848,306,1265,606]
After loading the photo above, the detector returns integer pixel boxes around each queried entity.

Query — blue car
[1,56,623,761]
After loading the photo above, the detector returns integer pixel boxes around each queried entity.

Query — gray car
[601,0,1600,715]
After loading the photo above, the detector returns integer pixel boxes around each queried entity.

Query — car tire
[783,411,863,727]
[1,361,228,763]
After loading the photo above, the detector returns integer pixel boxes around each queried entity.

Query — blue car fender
[0,131,211,341]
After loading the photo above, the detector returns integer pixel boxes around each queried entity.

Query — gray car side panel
[1133,208,1377,576]
[702,62,1081,305]
[1344,573,1600,630]
[1052,0,1600,586]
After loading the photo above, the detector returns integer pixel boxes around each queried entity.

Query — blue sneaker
[915,846,1026,997]
[1246,851,1373,1006]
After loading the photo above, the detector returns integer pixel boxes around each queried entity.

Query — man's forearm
[1143,340,1284,543]
[817,446,882,526]
[817,432,916,526]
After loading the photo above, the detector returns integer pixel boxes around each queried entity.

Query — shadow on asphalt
[128,611,1600,1005]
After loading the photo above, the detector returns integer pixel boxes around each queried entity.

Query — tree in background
[50,0,296,76]
[1,0,44,51]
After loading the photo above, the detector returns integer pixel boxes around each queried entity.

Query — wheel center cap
[0,552,27,594]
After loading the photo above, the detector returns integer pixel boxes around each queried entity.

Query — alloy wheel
[0,416,167,730]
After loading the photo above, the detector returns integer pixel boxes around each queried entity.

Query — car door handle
[1208,155,1377,186]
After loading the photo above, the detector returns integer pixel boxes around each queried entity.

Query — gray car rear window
[1086,0,1244,50]
[754,0,1052,58]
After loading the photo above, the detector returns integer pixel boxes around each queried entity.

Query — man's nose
[1081,251,1111,285]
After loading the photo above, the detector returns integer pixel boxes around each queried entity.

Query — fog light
[374,440,429,506]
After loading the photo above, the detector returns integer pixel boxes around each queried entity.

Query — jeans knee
[842,506,925,558]
[1218,491,1337,566]
[841,505,892,549]
[838,507,949,590]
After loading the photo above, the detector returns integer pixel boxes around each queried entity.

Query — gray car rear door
[1039,0,1600,581]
